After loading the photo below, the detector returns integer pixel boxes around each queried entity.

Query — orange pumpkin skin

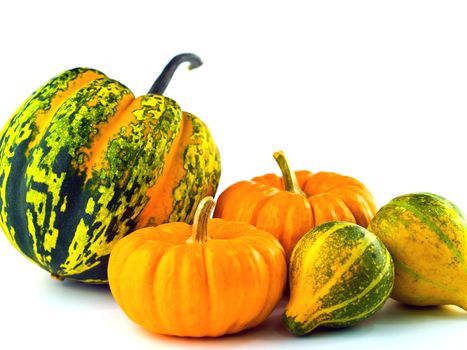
[214,152,376,259]
[108,198,287,338]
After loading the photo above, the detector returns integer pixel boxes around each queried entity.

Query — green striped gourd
[283,221,394,335]
[0,54,221,283]
[368,193,467,310]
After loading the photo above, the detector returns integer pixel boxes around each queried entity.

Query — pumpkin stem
[273,151,305,196]
[148,53,203,95]
[191,196,216,243]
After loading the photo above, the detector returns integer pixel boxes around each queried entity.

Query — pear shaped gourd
[368,192,467,310]
[283,221,394,335]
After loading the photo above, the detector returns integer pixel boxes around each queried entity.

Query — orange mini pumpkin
[108,197,287,338]
[214,151,377,258]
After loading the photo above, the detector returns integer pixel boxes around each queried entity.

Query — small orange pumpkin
[214,151,377,258]
[108,197,287,338]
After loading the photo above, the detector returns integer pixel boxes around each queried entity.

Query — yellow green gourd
[283,221,394,335]
[368,192,467,310]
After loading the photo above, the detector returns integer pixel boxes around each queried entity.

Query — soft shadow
[265,300,466,342]
[36,273,115,310]
[132,298,466,347]
[375,299,466,326]
[131,300,295,348]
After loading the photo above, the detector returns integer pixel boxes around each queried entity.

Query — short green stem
[273,151,305,196]
[190,197,216,243]
[148,53,203,95]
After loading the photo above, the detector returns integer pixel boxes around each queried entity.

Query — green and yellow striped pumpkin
[0,53,221,283]
[283,221,394,335]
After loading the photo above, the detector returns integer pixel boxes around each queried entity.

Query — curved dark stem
[148,53,203,95]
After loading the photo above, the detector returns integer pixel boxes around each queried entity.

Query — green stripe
[58,94,183,279]
[389,199,464,264]
[285,223,394,334]
[306,242,393,328]
[23,77,133,271]
[289,221,358,297]
[318,253,394,328]
[393,257,462,295]
[169,112,221,224]
[0,68,105,265]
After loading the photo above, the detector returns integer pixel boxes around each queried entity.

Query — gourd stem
[273,151,305,196]
[50,273,65,282]
[191,197,216,243]
[148,53,203,95]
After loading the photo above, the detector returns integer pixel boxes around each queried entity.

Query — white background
[0,0,466,349]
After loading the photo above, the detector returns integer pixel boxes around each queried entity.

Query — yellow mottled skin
[0,64,221,283]
[368,193,467,310]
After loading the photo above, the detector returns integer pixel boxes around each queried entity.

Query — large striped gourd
[0,53,221,283]
[283,221,394,335]
[368,193,467,310]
